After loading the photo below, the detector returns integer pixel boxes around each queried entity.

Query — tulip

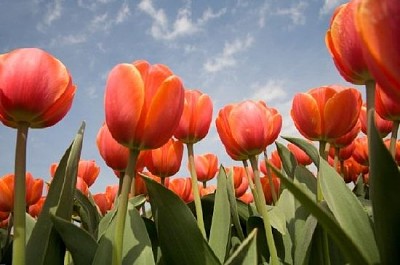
[291,85,362,143]
[105,60,184,150]
[199,185,216,197]
[146,138,184,179]
[260,176,280,205]
[193,153,218,184]
[359,103,392,138]
[0,48,76,129]
[329,141,356,162]
[230,166,249,198]
[238,192,254,204]
[168,178,193,203]
[287,143,312,166]
[77,160,100,187]
[93,193,112,216]
[355,0,400,99]
[28,196,46,218]
[216,100,282,161]
[174,89,213,144]
[352,137,369,167]
[0,173,43,212]
[325,1,373,85]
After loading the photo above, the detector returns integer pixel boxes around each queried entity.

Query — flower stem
[365,80,376,136]
[248,155,279,265]
[263,151,277,205]
[13,122,29,265]
[389,121,399,158]
[113,149,139,265]
[187,143,206,238]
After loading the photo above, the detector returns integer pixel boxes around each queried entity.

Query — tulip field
[0,0,399,264]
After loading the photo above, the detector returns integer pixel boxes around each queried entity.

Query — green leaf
[294,166,316,196]
[283,137,319,167]
[143,176,221,265]
[270,165,372,265]
[74,190,100,238]
[92,202,155,265]
[209,167,231,263]
[25,213,36,244]
[225,168,245,241]
[368,110,400,264]
[50,212,98,265]
[268,205,287,236]
[293,214,317,265]
[276,141,298,178]
[26,122,85,265]
[319,158,380,263]
[224,229,257,265]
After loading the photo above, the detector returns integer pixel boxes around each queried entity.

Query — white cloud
[36,0,63,31]
[319,0,347,15]
[115,2,131,24]
[204,35,254,73]
[50,34,87,46]
[138,0,225,40]
[250,80,287,104]
[258,1,270,28]
[276,1,308,26]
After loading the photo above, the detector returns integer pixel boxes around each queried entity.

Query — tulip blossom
[0,48,76,128]
[325,1,373,85]
[352,137,369,167]
[76,177,89,197]
[147,138,184,178]
[93,193,112,216]
[228,166,250,198]
[239,192,254,204]
[50,163,90,195]
[375,84,400,122]
[168,178,193,203]
[330,120,361,148]
[76,160,100,187]
[28,196,46,218]
[260,176,280,205]
[216,100,282,161]
[329,141,356,162]
[359,103,392,138]
[291,86,362,143]
[174,90,213,144]
[0,173,43,212]
[193,153,218,183]
[287,143,312,166]
[105,60,184,150]
[356,0,400,98]
[199,185,216,197]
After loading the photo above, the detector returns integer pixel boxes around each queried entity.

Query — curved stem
[13,122,29,265]
[187,143,206,238]
[365,80,376,137]
[263,151,277,205]
[113,149,139,265]
[248,155,279,265]
[389,121,399,158]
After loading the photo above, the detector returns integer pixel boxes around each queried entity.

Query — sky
[0,0,352,193]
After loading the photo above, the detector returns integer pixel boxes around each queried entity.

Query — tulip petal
[291,93,322,140]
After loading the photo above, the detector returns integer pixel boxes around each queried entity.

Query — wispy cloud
[138,0,226,40]
[258,1,270,28]
[115,2,131,24]
[275,1,308,26]
[50,34,87,47]
[203,35,254,73]
[36,0,63,31]
[250,80,287,104]
[319,0,347,15]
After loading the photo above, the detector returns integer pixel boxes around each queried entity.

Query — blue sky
[0,0,351,193]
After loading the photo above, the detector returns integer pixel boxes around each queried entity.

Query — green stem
[13,122,29,265]
[365,80,376,137]
[389,121,399,159]
[187,143,206,238]
[248,155,279,265]
[242,160,256,196]
[113,149,139,265]
[117,171,124,196]
[160,177,166,186]
[263,151,277,205]
[202,181,207,189]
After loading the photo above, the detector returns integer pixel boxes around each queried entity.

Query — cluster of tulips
[0,0,399,264]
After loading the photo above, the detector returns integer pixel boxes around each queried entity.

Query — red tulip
[174,89,213,144]
[105,60,184,150]
[238,192,254,204]
[28,196,46,218]
[0,48,76,128]
[339,157,365,183]
[77,160,100,187]
[93,193,112,216]
[193,153,218,182]
[105,184,119,204]
[216,100,282,161]
[330,119,361,148]
[359,103,392,137]
[260,176,280,205]
[291,85,362,143]
[96,122,130,172]
[76,177,89,196]
[199,185,216,197]
[168,178,193,203]
[228,166,250,198]
[287,143,312,166]
[259,150,281,176]
[375,83,400,122]
[147,138,184,178]
[325,1,373,85]
[0,173,43,212]
[356,0,400,98]
[329,141,356,161]
[352,137,369,167]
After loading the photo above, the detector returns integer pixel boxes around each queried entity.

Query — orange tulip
[238,192,254,204]
[199,185,216,197]
[216,100,282,161]
[77,160,100,187]
[193,153,218,183]
[0,173,43,212]
[330,119,361,148]
[352,137,369,167]
[174,89,213,144]
[228,166,249,198]
[259,150,281,176]
[359,103,392,137]
[168,178,193,203]
[28,196,46,218]
[105,60,184,150]
[105,184,119,204]
[260,176,280,205]
[291,85,362,143]
[146,138,184,178]
[287,143,312,166]
[325,1,373,85]
[375,84,400,122]
[356,0,400,98]
[76,177,89,196]
[329,141,356,161]
[93,193,112,216]
[96,122,130,172]
[0,48,76,128]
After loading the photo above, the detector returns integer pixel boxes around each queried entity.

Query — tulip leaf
[50,212,98,265]
[294,165,317,196]
[283,137,319,167]
[209,166,231,263]
[293,214,317,265]
[276,141,298,178]
[368,111,400,264]
[224,229,257,265]
[225,168,245,240]
[74,190,100,238]
[270,164,372,265]
[319,158,380,263]
[92,200,154,265]
[143,176,221,265]
[26,122,85,265]
[25,213,36,244]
